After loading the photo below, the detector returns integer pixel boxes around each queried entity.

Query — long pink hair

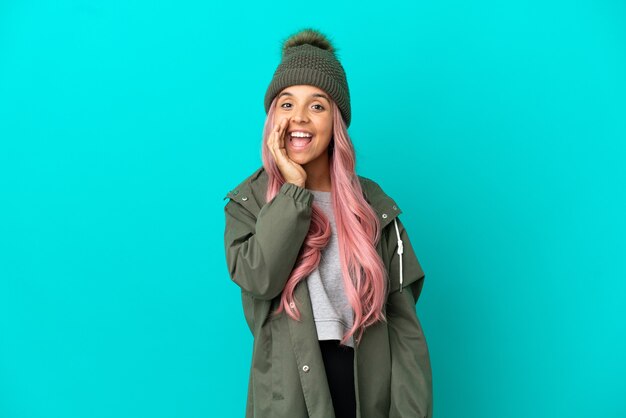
[262,95,388,346]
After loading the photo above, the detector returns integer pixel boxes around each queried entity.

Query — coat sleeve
[385,216,433,418]
[223,182,314,301]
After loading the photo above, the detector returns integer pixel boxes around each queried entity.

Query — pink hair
[261,96,388,347]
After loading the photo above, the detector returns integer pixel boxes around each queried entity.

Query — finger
[271,126,285,164]
[270,120,281,149]
[274,121,285,150]
[279,117,289,148]
[266,126,273,153]
[268,126,278,161]
[273,120,283,148]
[274,119,284,151]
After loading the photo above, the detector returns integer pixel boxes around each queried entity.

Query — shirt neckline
[308,189,332,203]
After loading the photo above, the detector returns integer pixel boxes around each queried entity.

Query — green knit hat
[264,28,351,127]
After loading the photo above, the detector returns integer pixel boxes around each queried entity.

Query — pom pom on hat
[281,28,337,55]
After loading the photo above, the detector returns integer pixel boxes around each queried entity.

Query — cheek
[319,132,333,149]
[316,117,333,134]
[323,125,333,141]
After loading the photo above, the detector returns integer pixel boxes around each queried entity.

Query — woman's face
[273,84,334,167]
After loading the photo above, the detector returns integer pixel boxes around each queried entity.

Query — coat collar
[223,166,403,230]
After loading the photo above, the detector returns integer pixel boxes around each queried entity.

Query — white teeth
[290,132,313,138]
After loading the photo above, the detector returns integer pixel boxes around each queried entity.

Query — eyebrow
[278,91,330,103]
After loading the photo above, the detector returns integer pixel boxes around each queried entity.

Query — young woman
[223,28,433,418]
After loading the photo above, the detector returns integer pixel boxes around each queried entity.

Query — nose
[292,106,309,123]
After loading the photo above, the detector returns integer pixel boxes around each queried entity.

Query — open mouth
[289,132,314,149]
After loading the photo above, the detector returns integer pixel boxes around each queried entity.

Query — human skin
[267,84,334,191]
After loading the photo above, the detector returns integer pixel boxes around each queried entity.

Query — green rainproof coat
[223,166,433,418]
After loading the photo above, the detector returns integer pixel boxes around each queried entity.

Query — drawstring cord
[393,218,404,293]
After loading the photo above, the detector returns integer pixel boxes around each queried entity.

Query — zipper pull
[393,218,404,293]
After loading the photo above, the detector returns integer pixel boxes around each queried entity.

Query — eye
[312,104,325,110]
[280,102,292,109]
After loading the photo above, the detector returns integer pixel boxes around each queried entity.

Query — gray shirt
[306,189,355,348]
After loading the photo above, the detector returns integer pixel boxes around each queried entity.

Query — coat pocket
[241,291,255,333]
[270,315,285,401]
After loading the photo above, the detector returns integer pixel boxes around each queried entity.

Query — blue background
[1,1,625,417]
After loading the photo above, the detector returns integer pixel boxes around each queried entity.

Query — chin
[288,154,309,165]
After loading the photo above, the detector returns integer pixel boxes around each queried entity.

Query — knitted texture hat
[264,28,351,127]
